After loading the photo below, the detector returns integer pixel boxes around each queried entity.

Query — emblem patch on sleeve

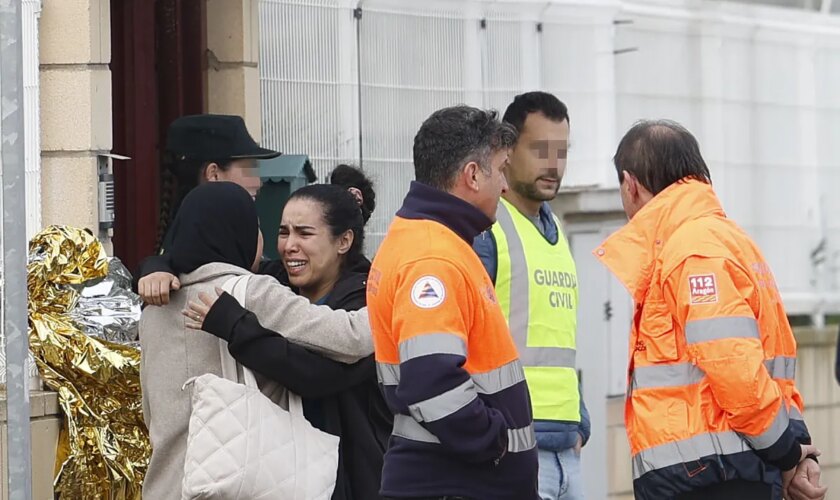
[688,274,718,304]
[410,276,446,309]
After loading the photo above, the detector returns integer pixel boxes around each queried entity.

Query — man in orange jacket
[595,120,827,500]
[368,106,539,499]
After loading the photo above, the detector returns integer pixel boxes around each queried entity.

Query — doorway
[110,0,206,271]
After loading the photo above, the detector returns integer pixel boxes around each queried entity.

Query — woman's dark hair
[155,154,233,253]
[329,164,376,224]
[288,184,367,268]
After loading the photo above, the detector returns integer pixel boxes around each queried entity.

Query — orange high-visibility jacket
[596,180,810,499]
[367,181,538,499]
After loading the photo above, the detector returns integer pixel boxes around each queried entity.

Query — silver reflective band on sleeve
[507,424,537,453]
[392,414,440,444]
[376,362,400,386]
[764,356,796,380]
[632,431,750,480]
[379,359,526,394]
[629,355,798,392]
[743,405,789,450]
[790,405,804,421]
[495,202,578,369]
[408,379,477,422]
[399,333,467,362]
[631,362,705,391]
[472,360,526,395]
[685,316,760,345]
[391,415,535,454]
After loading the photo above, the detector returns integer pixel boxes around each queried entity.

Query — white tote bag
[181,274,340,500]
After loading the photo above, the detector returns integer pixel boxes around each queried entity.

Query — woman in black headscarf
[170,182,262,274]
[139,182,264,500]
[166,181,262,274]
[139,182,374,500]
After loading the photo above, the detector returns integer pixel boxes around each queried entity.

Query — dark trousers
[675,479,773,500]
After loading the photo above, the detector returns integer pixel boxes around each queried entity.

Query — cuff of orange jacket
[752,426,801,472]
[202,292,248,342]
[789,416,812,446]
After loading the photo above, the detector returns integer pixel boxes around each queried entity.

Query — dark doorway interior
[111,0,205,271]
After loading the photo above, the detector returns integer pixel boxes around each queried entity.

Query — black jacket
[202,267,391,500]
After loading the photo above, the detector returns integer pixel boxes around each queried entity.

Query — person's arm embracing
[242,274,373,363]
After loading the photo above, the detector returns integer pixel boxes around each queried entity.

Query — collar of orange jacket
[594,179,726,302]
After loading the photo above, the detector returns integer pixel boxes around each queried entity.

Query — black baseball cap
[165,114,281,162]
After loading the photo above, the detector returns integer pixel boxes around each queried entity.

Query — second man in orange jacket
[596,119,827,500]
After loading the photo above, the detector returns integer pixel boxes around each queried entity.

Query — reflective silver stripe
[631,362,705,391]
[685,317,760,345]
[629,356,797,391]
[520,347,576,368]
[495,202,577,369]
[632,431,750,480]
[399,333,466,362]
[408,379,477,422]
[790,405,804,421]
[507,424,537,453]
[472,359,526,395]
[765,356,796,380]
[744,405,790,450]
[392,414,440,444]
[495,201,530,350]
[392,414,536,455]
[377,362,400,386]
[378,358,527,394]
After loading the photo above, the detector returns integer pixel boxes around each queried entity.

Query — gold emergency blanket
[27,225,149,499]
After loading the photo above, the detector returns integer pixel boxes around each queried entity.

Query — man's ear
[622,170,638,199]
[463,161,481,192]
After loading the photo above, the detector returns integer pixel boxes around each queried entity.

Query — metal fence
[259,0,622,252]
[259,0,840,317]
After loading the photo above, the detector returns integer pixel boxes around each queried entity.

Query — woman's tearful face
[277,198,349,300]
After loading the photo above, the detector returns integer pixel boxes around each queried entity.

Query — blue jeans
[538,447,584,500]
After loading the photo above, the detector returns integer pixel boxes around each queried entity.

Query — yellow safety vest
[492,198,580,422]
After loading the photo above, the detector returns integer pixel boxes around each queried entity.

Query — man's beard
[512,178,559,202]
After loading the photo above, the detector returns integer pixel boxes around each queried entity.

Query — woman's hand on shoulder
[182,287,223,330]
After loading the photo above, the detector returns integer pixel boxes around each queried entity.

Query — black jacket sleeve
[202,292,374,398]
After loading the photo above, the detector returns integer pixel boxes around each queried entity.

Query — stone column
[38,0,112,246]
[206,0,262,140]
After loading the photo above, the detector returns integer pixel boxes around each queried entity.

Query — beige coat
[139,262,372,500]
